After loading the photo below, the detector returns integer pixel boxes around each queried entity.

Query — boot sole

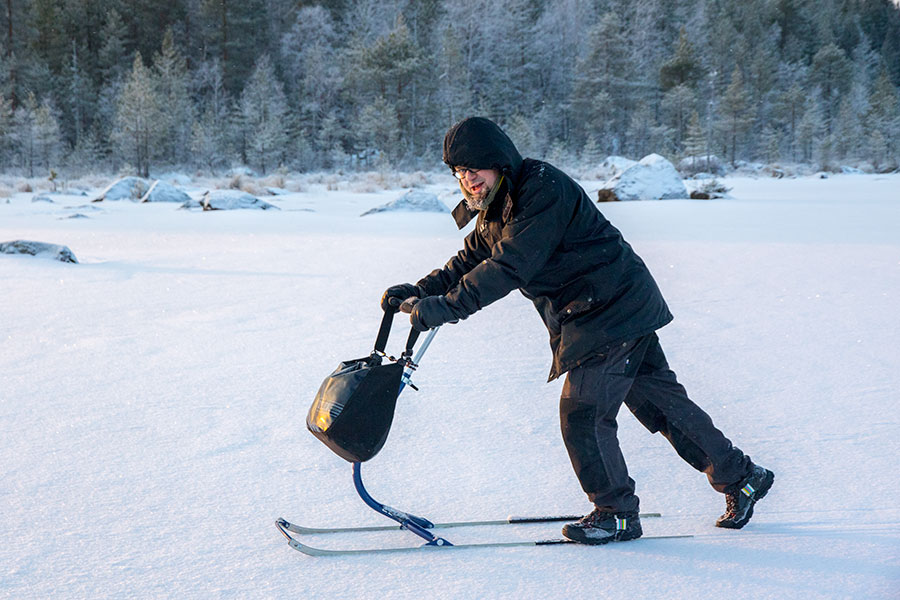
[561,527,643,545]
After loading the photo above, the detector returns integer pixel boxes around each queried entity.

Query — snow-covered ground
[2,173,899,599]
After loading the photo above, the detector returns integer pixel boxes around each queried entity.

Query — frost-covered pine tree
[811,43,853,138]
[65,41,93,149]
[719,66,752,166]
[796,102,824,165]
[32,96,62,173]
[505,114,539,161]
[662,84,696,153]
[316,109,348,170]
[154,29,194,166]
[280,5,342,151]
[759,125,781,164]
[683,110,707,172]
[191,60,231,172]
[436,22,474,128]
[0,92,12,168]
[774,80,807,163]
[347,14,424,160]
[240,55,290,174]
[866,70,900,170]
[11,92,60,177]
[354,96,400,167]
[571,12,631,153]
[98,9,129,84]
[112,53,163,177]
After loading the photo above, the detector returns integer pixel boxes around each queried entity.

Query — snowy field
[2,172,899,599]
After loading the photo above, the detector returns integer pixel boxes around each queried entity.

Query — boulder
[599,154,688,202]
[182,189,278,211]
[361,190,449,216]
[93,177,151,202]
[140,180,191,204]
[597,189,619,202]
[600,156,638,177]
[0,240,78,263]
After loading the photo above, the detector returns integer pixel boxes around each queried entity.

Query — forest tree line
[1,0,899,178]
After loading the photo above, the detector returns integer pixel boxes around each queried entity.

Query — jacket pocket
[558,295,598,325]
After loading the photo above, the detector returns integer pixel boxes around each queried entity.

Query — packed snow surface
[1,173,899,599]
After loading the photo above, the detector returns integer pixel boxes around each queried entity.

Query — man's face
[455,168,499,200]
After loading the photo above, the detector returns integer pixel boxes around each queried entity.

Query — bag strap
[373,306,422,361]
[373,306,397,354]
[403,328,420,358]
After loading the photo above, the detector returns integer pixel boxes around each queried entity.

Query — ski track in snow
[1,174,899,599]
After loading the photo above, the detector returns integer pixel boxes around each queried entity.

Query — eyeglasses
[453,167,480,180]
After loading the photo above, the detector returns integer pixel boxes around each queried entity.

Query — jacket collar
[452,201,478,229]
[451,191,515,230]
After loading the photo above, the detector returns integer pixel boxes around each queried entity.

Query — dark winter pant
[559,332,752,514]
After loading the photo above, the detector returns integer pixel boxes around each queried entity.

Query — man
[381,116,773,545]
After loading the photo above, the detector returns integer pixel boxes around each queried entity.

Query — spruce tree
[112,53,163,177]
[32,95,61,173]
[240,54,290,174]
[720,66,752,166]
[153,29,194,166]
[683,110,707,171]
[812,43,853,136]
[355,96,400,167]
[866,70,900,169]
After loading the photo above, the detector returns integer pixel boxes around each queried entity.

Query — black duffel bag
[307,307,419,462]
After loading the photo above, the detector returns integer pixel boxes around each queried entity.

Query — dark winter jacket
[419,117,673,381]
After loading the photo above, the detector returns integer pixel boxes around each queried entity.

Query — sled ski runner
[275,519,692,556]
[276,512,662,535]
[287,313,679,558]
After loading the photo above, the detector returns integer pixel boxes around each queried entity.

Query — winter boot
[562,509,642,545]
[716,465,774,529]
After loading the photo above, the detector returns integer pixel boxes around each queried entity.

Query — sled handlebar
[387,295,418,314]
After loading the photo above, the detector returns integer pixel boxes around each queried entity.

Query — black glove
[409,295,465,332]
[380,283,424,311]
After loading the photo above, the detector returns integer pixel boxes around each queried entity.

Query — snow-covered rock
[600,156,638,177]
[93,177,151,202]
[140,180,191,204]
[360,190,449,216]
[0,239,78,263]
[182,190,278,211]
[32,194,54,203]
[599,153,688,201]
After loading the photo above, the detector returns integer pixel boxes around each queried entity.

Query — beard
[463,187,490,211]
[462,176,503,212]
